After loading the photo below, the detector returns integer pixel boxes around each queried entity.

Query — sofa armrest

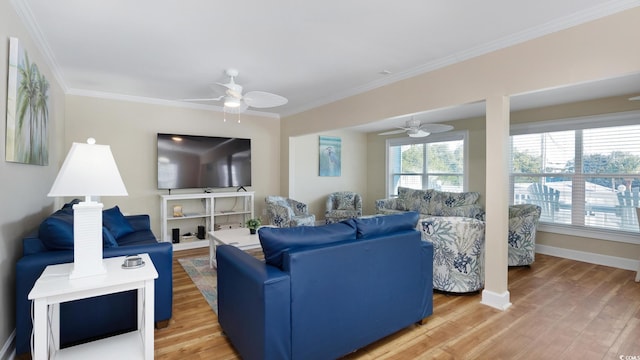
[217,245,291,360]
[125,214,151,232]
[103,242,173,321]
[288,199,308,216]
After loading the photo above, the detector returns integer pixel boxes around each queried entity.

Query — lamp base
[70,201,106,279]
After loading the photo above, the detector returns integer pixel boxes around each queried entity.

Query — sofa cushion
[102,227,119,248]
[38,210,118,250]
[39,210,75,250]
[354,212,419,239]
[103,206,135,239]
[398,187,433,214]
[432,204,485,220]
[427,190,480,215]
[259,220,357,269]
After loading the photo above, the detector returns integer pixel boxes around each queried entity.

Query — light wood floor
[156,248,640,359]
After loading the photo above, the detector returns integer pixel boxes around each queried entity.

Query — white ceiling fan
[182,68,288,113]
[378,119,454,137]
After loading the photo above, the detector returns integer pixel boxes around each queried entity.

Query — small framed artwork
[319,136,341,177]
[5,37,50,165]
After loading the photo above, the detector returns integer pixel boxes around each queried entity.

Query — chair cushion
[334,193,356,210]
[103,206,135,239]
[259,220,357,269]
[354,212,419,239]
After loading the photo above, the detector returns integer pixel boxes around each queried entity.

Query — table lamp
[47,138,128,279]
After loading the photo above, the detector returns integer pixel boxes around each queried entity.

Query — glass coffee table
[208,227,263,268]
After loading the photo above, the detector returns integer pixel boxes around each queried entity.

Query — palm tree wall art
[6,37,49,165]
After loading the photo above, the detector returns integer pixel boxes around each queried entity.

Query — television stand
[236,186,247,192]
[159,191,255,251]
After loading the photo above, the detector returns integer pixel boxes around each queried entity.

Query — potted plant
[246,218,262,234]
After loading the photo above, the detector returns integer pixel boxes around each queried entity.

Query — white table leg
[32,299,47,360]
[143,279,155,360]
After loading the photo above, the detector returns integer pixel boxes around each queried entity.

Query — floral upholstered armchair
[508,204,542,266]
[418,216,485,293]
[325,191,363,224]
[265,196,316,228]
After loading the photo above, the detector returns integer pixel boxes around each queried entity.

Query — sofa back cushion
[354,212,419,239]
[427,190,480,214]
[38,209,75,250]
[259,220,357,269]
[397,187,433,214]
[103,206,135,239]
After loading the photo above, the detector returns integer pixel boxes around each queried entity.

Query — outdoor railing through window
[510,113,640,234]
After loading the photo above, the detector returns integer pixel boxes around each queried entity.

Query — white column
[481,95,512,310]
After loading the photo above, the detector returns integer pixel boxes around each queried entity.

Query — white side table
[28,253,158,360]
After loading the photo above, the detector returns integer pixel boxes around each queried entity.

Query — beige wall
[0,1,66,351]
[64,95,281,235]
[281,7,640,263]
[289,130,368,221]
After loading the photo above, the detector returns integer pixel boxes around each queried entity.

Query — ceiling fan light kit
[223,96,241,108]
[181,68,288,115]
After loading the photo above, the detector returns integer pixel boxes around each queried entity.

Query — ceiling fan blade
[629,95,640,101]
[244,91,288,108]
[419,124,454,133]
[378,129,406,136]
[181,96,223,102]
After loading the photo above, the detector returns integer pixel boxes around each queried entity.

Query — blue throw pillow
[354,211,420,239]
[103,206,135,240]
[102,226,119,248]
[259,220,357,269]
[60,198,81,212]
[39,209,120,250]
[39,210,75,250]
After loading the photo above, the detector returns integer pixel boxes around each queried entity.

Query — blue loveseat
[15,201,173,356]
[217,212,433,360]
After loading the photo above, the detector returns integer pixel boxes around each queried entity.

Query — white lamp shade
[48,141,128,197]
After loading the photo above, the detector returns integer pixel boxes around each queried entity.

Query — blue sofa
[217,212,433,360]
[15,201,173,356]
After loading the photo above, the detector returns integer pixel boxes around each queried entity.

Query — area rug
[178,249,264,315]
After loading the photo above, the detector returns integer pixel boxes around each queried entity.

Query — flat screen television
[157,133,251,190]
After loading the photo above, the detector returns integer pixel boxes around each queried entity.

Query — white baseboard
[0,330,15,360]
[481,290,512,311]
[536,244,640,271]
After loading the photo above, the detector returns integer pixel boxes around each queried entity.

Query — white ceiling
[14,0,640,131]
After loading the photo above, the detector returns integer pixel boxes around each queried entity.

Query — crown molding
[66,89,281,119]
[12,0,640,118]
[10,0,69,92]
[281,0,640,117]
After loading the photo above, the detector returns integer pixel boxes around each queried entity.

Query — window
[386,131,467,197]
[511,111,640,239]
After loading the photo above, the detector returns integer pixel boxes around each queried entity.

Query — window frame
[385,130,469,198]
[510,110,640,245]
